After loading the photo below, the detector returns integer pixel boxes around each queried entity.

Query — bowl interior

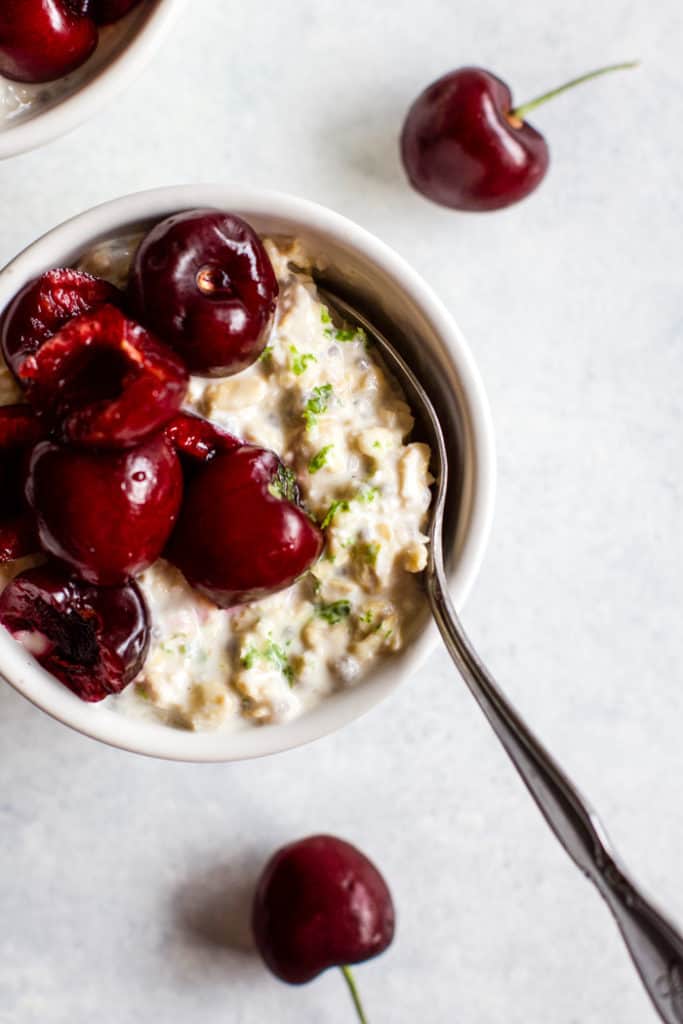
[0,188,494,761]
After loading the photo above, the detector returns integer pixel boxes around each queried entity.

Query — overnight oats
[0,2,145,129]
[0,209,433,733]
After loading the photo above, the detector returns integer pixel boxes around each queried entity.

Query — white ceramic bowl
[0,0,184,160]
[0,185,496,761]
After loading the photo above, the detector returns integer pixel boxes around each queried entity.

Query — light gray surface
[1,1,682,1022]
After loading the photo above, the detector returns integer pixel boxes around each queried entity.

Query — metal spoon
[320,288,683,1023]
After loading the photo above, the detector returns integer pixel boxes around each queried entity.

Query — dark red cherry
[0,564,149,702]
[0,404,43,449]
[89,0,142,24]
[0,517,39,562]
[26,433,183,585]
[130,210,278,377]
[401,67,549,212]
[1,268,122,384]
[0,1,98,84]
[164,411,240,464]
[167,445,323,607]
[401,62,637,212]
[0,405,44,563]
[19,304,189,449]
[252,835,395,986]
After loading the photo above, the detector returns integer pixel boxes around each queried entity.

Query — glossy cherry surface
[0,0,98,84]
[167,445,323,607]
[1,268,121,384]
[20,304,189,449]
[0,564,149,702]
[131,210,278,377]
[252,834,395,985]
[401,67,549,212]
[27,433,183,585]
[164,411,240,464]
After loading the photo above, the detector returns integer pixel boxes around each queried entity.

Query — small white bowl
[0,185,496,761]
[0,0,185,160]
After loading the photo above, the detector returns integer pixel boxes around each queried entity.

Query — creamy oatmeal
[0,234,433,732]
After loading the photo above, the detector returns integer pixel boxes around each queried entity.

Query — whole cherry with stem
[252,835,395,1024]
[401,61,639,211]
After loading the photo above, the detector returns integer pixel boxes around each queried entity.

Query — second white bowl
[0,0,185,160]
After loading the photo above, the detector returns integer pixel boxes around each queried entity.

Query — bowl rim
[0,184,496,761]
[0,0,186,160]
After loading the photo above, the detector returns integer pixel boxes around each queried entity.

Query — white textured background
[1,1,682,1022]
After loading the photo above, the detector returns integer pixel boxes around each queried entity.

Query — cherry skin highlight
[19,304,189,449]
[164,411,240,464]
[167,445,323,607]
[131,210,279,377]
[0,564,149,702]
[0,0,98,84]
[1,268,122,384]
[401,67,549,212]
[26,433,183,585]
[252,834,395,985]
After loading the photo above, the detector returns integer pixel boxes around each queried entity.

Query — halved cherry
[0,564,149,702]
[19,304,189,449]
[27,433,183,585]
[164,411,240,463]
[167,445,323,607]
[0,404,43,449]
[1,268,122,383]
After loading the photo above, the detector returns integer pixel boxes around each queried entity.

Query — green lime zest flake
[241,640,294,685]
[289,344,317,376]
[356,541,380,566]
[315,600,352,625]
[356,484,379,504]
[241,646,257,670]
[341,327,366,343]
[263,639,294,685]
[324,325,367,344]
[259,345,273,363]
[372,440,382,449]
[359,610,374,625]
[135,683,150,701]
[303,383,333,429]
[268,463,298,503]
[320,306,332,324]
[308,444,334,474]
[309,573,322,596]
[160,633,190,656]
[320,498,350,529]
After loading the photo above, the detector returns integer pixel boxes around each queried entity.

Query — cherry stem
[340,966,369,1024]
[509,60,639,122]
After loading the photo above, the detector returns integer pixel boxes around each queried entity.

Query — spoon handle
[427,564,683,1022]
